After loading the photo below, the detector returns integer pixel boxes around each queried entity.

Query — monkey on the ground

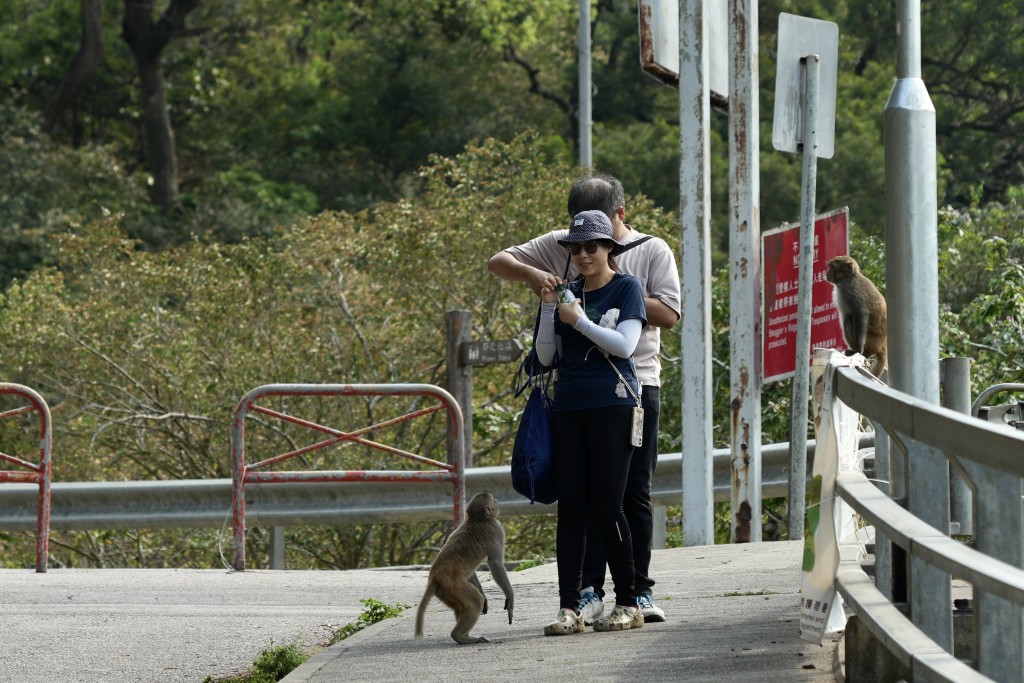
[414,491,514,644]
[825,255,887,379]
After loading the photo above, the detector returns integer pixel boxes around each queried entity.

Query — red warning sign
[762,207,849,383]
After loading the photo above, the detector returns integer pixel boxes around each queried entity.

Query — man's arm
[488,250,562,296]
[645,296,679,329]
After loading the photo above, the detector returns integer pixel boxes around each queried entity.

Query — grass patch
[203,642,306,683]
[204,598,409,683]
[722,589,780,597]
[512,555,551,571]
[326,597,410,645]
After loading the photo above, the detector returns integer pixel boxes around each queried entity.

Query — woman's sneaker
[637,594,666,622]
[592,604,644,632]
[577,587,605,625]
[543,608,585,636]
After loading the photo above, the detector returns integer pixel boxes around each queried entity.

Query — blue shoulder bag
[510,256,571,505]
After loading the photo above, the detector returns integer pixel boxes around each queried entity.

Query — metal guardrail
[0,437,865,533]
[0,383,52,573]
[229,383,466,570]
[831,365,1024,683]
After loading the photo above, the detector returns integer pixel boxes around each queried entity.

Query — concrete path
[285,541,840,683]
[1,541,840,682]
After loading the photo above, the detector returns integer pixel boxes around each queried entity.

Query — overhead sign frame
[638,0,729,111]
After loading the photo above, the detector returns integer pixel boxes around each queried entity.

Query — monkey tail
[414,578,436,640]
[871,348,888,380]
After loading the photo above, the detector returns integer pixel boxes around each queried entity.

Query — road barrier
[0,383,52,572]
[230,383,466,570]
[829,363,1024,683]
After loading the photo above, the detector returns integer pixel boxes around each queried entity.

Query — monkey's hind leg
[448,579,490,644]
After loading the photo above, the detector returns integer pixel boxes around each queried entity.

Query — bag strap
[602,352,642,408]
[616,234,655,254]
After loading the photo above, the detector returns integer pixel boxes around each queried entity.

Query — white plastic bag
[799,349,863,643]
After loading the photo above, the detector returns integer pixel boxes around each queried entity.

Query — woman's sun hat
[558,210,626,255]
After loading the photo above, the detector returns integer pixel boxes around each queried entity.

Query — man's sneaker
[543,608,585,636]
[637,594,666,622]
[592,604,644,632]
[577,587,605,625]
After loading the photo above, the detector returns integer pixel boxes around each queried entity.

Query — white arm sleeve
[573,317,642,359]
[535,303,558,367]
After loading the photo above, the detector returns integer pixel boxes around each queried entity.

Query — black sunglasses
[568,240,602,255]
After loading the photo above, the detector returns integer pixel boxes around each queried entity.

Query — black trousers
[551,404,636,610]
[580,387,660,598]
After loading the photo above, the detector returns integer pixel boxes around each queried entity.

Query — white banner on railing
[799,349,863,643]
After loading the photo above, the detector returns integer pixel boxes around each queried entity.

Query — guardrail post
[870,416,896,602]
[269,526,285,570]
[652,506,667,549]
[940,358,973,536]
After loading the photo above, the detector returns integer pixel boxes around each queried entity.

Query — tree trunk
[43,0,104,140]
[121,0,201,210]
[137,55,179,208]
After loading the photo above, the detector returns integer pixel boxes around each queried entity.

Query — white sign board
[639,0,729,105]
[772,13,839,159]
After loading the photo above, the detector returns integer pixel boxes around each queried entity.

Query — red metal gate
[0,383,53,572]
[231,383,466,570]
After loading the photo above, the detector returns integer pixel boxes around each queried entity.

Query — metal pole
[446,310,473,469]
[578,0,592,169]
[787,54,819,541]
[679,0,714,546]
[727,0,762,543]
[885,0,950,651]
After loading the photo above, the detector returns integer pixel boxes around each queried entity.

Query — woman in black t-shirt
[534,210,647,636]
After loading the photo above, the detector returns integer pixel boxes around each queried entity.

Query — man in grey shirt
[488,173,681,623]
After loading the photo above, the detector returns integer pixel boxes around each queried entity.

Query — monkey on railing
[826,255,887,380]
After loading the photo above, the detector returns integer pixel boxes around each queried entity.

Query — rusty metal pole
[231,399,248,571]
[727,0,762,542]
[679,0,714,545]
[446,310,473,469]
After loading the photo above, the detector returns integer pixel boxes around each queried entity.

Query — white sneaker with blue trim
[637,594,666,622]
[577,586,605,625]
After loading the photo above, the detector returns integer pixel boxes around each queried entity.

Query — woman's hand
[557,299,584,327]
[540,283,560,305]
